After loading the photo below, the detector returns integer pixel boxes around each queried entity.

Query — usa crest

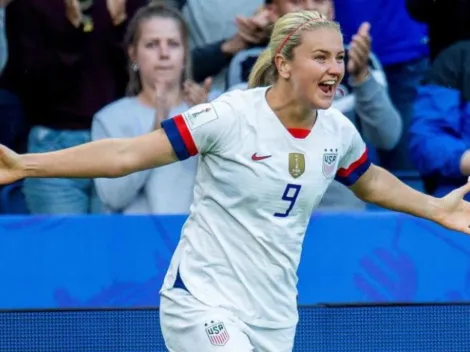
[205,320,230,346]
[322,148,338,178]
[289,153,305,178]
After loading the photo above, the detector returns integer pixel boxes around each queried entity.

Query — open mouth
[318,80,337,95]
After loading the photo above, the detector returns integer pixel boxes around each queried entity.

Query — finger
[187,90,204,105]
[357,22,370,37]
[184,92,196,107]
[236,16,257,32]
[347,50,358,73]
[350,35,370,60]
[185,88,206,105]
[352,32,371,51]
[352,35,371,57]
[183,79,198,91]
[238,30,259,44]
[203,77,212,93]
[458,180,470,196]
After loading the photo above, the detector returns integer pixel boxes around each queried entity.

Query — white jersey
[160,87,370,329]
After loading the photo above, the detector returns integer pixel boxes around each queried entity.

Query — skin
[268,0,334,21]
[129,17,186,110]
[267,27,345,130]
[267,0,371,83]
[0,14,470,235]
[128,16,211,127]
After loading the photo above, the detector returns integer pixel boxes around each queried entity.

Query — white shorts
[160,288,296,352]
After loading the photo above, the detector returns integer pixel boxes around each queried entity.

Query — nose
[159,42,170,59]
[326,60,343,77]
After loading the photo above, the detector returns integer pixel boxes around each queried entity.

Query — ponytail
[248,48,276,88]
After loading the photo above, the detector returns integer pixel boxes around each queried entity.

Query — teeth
[321,80,336,85]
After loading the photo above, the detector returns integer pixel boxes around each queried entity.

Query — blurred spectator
[334,0,429,171]
[181,0,263,90]
[1,0,145,214]
[406,0,470,61]
[409,41,470,199]
[232,0,402,210]
[170,0,264,89]
[93,3,219,214]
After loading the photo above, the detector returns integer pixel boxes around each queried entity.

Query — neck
[138,82,183,109]
[266,83,317,130]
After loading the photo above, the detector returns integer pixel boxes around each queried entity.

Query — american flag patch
[205,321,230,346]
[322,149,338,178]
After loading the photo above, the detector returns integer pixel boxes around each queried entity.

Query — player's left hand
[347,22,371,84]
[184,78,212,107]
[106,0,127,26]
[433,181,470,235]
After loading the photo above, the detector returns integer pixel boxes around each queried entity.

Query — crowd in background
[0,0,470,215]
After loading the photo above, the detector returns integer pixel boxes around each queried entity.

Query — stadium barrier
[0,212,469,350]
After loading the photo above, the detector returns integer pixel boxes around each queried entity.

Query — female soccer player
[0,10,469,352]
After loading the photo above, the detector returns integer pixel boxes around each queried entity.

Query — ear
[274,54,291,80]
[128,45,137,64]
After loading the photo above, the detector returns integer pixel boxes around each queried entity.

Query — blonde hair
[125,1,193,96]
[248,10,340,88]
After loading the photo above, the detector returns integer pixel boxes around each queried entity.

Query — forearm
[353,74,402,150]
[21,139,130,179]
[20,130,177,179]
[353,165,440,221]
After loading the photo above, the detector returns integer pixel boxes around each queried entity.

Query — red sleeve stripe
[173,115,198,157]
[161,114,198,160]
[335,149,371,186]
[336,149,369,177]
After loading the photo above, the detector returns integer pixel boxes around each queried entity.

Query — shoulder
[212,86,264,105]
[320,107,357,133]
[200,87,266,119]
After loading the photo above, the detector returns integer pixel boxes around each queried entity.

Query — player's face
[130,16,186,88]
[270,0,334,21]
[288,28,345,109]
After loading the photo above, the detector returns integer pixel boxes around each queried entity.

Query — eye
[145,41,158,48]
[315,55,327,62]
[336,55,345,62]
[169,40,181,48]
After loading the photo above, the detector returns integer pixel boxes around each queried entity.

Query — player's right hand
[0,145,25,185]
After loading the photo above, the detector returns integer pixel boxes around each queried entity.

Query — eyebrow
[312,49,345,55]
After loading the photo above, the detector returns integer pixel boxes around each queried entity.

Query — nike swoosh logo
[251,153,272,161]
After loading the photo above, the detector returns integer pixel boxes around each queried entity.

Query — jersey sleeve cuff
[335,149,371,186]
[161,115,198,160]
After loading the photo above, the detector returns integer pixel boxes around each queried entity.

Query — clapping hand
[347,22,372,83]
[184,78,212,107]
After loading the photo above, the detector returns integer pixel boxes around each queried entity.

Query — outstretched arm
[1,99,238,186]
[19,129,177,179]
[351,164,439,219]
[351,164,470,234]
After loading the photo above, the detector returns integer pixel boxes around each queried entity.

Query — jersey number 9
[274,184,302,218]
